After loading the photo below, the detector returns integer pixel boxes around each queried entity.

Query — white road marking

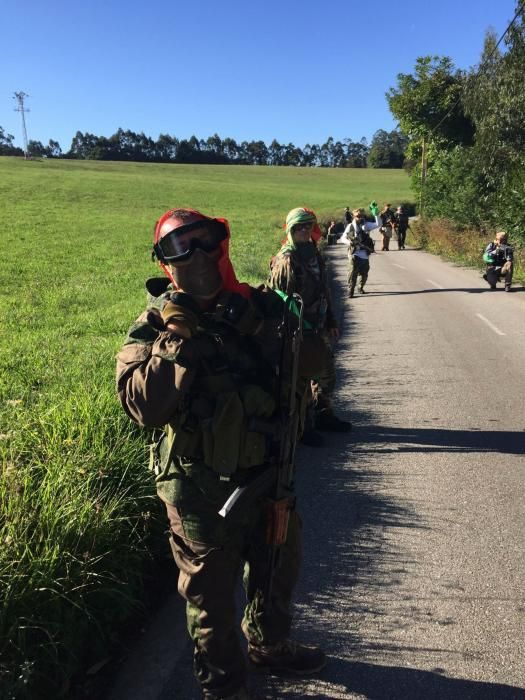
[426,278,444,289]
[476,313,506,336]
[392,263,407,269]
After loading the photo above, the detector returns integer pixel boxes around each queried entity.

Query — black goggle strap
[153,219,227,263]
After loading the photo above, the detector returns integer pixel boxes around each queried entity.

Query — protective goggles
[153,219,227,263]
[292,221,315,232]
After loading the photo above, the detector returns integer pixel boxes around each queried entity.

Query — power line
[13,91,30,158]
[429,1,525,137]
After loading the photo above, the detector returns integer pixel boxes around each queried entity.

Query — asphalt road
[109,239,525,700]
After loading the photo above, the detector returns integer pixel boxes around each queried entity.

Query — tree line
[388,1,525,240]
[0,126,407,168]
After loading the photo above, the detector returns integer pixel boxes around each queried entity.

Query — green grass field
[0,156,412,697]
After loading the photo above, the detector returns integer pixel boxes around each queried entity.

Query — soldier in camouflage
[268,207,351,444]
[116,208,325,700]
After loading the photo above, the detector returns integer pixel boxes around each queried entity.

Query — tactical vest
[150,289,282,483]
[396,213,409,229]
[280,249,328,331]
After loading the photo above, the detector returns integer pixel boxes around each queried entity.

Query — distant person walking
[339,207,381,297]
[379,203,395,251]
[393,205,410,250]
[482,231,514,291]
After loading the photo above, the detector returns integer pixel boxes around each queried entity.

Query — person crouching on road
[268,207,351,441]
[116,208,326,700]
[483,231,514,292]
[339,207,381,297]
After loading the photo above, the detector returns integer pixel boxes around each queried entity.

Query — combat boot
[248,639,326,675]
[316,408,352,433]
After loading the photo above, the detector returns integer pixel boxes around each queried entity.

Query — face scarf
[294,240,317,263]
[169,249,223,300]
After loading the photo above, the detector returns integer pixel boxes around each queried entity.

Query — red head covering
[304,207,322,243]
[154,208,252,299]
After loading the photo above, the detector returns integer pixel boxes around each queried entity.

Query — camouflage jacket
[267,247,337,332]
[116,278,291,505]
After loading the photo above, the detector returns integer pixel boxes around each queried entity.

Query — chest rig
[160,291,281,480]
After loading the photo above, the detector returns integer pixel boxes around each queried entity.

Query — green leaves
[387,56,474,147]
[389,4,525,243]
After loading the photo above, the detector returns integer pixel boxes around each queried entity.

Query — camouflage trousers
[395,227,407,249]
[299,331,336,413]
[486,261,513,287]
[348,257,370,294]
[164,475,302,698]
[381,227,392,250]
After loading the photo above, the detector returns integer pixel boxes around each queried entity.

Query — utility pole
[13,92,30,159]
[419,136,427,217]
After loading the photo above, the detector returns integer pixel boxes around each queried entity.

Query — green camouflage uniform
[268,245,337,411]
[116,278,302,699]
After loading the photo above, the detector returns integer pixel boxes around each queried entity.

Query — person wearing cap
[482,231,514,291]
[379,203,395,251]
[339,207,381,297]
[268,207,351,442]
[116,208,326,700]
[393,205,410,250]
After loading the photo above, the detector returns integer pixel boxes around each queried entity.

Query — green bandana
[282,207,318,251]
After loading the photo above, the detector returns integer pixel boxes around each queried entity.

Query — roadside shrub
[410,218,523,282]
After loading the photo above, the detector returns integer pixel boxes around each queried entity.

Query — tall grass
[0,157,413,697]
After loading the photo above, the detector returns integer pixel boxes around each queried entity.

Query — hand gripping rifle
[217,294,304,612]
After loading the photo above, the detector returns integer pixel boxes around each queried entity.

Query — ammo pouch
[152,383,278,480]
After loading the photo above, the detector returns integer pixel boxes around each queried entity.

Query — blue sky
[1,0,518,151]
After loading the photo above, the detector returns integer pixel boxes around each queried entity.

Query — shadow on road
[274,659,525,699]
[360,287,525,296]
[337,660,525,699]
[351,423,525,455]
